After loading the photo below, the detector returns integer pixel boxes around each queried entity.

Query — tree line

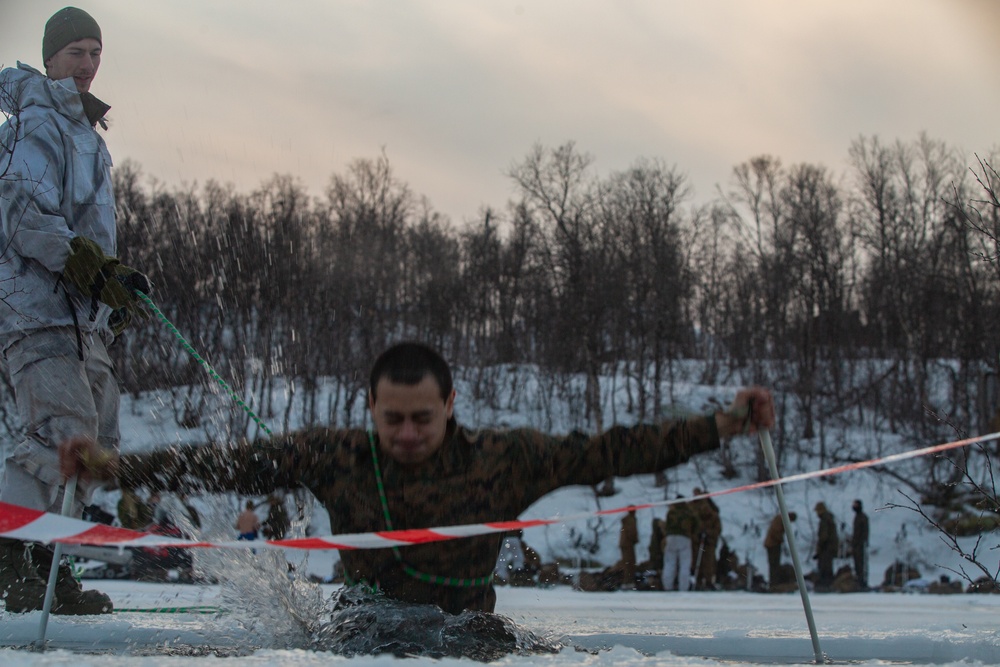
[4,133,1000,505]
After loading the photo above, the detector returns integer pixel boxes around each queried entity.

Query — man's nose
[398,419,418,438]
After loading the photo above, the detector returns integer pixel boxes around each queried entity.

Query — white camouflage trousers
[661,534,693,591]
[0,326,120,516]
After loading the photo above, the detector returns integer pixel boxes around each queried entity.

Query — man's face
[45,38,102,93]
[369,375,455,466]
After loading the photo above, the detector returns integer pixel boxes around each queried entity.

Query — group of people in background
[773,499,868,592]
[657,490,722,592]
[761,497,871,592]
[119,489,292,543]
[620,493,871,593]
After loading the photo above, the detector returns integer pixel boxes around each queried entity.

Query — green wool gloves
[63,236,152,333]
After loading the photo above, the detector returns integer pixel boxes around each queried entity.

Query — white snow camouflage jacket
[0,62,116,340]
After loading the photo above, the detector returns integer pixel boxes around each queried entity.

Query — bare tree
[508,142,608,430]
[597,158,693,419]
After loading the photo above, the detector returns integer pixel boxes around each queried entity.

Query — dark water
[309,585,561,661]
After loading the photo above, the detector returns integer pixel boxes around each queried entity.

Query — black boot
[0,537,47,613]
[30,544,113,615]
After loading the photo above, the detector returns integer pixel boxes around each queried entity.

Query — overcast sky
[2,0,998,224]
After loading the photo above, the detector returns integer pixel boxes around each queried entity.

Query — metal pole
[758,429,825,664]
[35,475,77,649]
[693,533,705,590]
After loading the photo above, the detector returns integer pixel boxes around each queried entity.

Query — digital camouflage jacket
[119,416,720,614]
[0,63,116,338]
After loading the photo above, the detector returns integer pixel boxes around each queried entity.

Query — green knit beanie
[43,7,102,63]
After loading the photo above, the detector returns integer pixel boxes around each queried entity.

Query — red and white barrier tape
[1,431,996,551]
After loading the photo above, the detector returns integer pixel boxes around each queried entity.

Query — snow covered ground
[2,576,999,666]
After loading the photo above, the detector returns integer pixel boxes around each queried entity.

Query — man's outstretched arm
[58,435,287,495]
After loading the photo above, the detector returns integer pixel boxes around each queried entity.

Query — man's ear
[445,388,456,418]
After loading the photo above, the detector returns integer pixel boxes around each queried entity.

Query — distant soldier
[648,517,666,579]
[851,499,869,589]
[814,502,838,589]
[691,488,721,590]
[763,511,797,590]
[661,496,701,591]
[179,493,201,530]
[263,494,290,540]
[117,488,152,530]
[618,508,639,590]
[493,531,524,583]
[521,534,542,578]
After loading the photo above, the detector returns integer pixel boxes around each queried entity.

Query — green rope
[114,606,223,614]
[135,292,272,437]
[367,431,492,588]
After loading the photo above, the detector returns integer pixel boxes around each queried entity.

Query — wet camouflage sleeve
[505,415,721,503]
[116,427,365,495]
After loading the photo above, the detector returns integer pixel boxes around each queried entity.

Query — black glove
[113,271,153,335]
[114,265,153,297]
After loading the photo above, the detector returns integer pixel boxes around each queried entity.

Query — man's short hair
[369,341,453,401]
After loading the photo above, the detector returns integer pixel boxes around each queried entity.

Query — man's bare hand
[59,435,118,482]
[715,386,776,437]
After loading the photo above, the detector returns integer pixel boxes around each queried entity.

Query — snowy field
[2,576,1000,666]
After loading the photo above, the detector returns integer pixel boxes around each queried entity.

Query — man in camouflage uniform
[661,495,701,591]
[851,499,869,590]
[691,488,721,590]
[764,510,796,590]
[62,341,775,615]
[618,508,639,590]
[647,516,666,582]
[814,501,838,590]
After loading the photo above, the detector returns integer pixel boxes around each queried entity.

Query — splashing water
[204,552,559,660]
[214,548,326,649]
[151,493,559,660]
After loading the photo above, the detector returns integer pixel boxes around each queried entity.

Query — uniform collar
[79,91,110,128]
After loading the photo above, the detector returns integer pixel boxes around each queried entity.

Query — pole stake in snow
[35,475,78,649]
[135,292,272,437]
[759,428,826,664]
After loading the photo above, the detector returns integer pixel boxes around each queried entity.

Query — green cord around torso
[366,430,493,588]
